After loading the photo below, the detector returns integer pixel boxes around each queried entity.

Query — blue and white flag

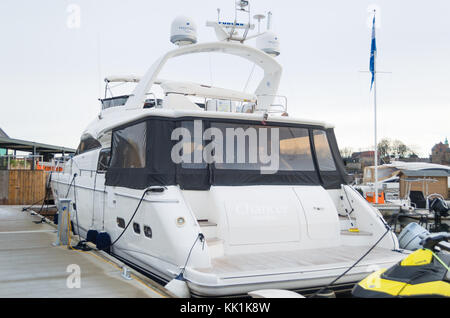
[369,15,377,90]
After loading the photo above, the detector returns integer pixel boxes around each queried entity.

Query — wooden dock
[0,205,174,298]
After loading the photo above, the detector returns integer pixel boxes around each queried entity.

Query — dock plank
[0,206,170,298]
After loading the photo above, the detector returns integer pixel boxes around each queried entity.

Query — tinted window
[211,123,314,171]
[144,225,152,238]
[212,122,260,171]
[97,148,111,172]
[110,122,147,168]
[279,127,314,171]
[116,217,125,228]
[101,95,129,110]
[180,121,206,169]
[133,222,140,234]
[76,134,101,155]
[313,130,336,171]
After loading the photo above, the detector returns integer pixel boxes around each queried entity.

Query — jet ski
[352,232,450,297]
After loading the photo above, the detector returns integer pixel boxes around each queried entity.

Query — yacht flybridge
[51,2,405,297]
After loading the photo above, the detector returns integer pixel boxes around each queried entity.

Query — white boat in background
[51,2,405,297]
[357,161,450,208]
[355,161,450,234]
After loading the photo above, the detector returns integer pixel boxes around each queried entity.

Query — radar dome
[170,16,197,46]
[256,31,280,57]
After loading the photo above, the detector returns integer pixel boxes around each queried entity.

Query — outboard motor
[398,222,430,251]
[429,197,449,233]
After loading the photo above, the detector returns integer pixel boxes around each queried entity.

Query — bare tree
[377,138,391,159]
[407,144,420,158]
[392,139,410,158]
[339,147,353,159]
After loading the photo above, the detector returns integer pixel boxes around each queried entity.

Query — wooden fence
[0,170,47,205]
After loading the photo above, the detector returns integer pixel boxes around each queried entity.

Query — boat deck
[0,206,172,298]
[187,241,407,297]
[196,245,405,277]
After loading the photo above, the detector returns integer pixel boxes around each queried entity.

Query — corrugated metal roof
[400,169,450,177]
[388,161,450,171]
[0,136,75,154]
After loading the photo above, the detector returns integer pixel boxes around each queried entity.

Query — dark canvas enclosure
[105,116,349,190]
[107,119,176,189]
[324,128,353,187]
[175,120,211,190]
[210,122,321,186]
[109,121,147,169]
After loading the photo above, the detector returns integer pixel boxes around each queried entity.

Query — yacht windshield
[211,123,315,172]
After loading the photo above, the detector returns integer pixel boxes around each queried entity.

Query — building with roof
[0,128,76,205]
[431,138,450,165]
[398,169,450,200]
[362,161,450,199]
[348,151,374,170]
[0,130,75,165]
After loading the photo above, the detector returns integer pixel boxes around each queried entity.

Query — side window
[97,148,111,173]
[313,130,336,171]
[278,127,315,171]
[101,95,129,110]
[211,123,315,172]
[180,120,207,169]
[76,134,102,155]
[133,222,141,234]
[212,122,260,171]
[109,122,147,168]
[116,217,125,228]
[143,225,152,238]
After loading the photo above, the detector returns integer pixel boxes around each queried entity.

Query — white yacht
[51,2,405,297]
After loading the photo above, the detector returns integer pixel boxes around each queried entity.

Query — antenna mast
[206,1,280,57]
[206,0,255,42]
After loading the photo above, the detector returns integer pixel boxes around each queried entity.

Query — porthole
[116,217,125,229]
[176,217,185,227]
[144,225,152,238]
[133,222,141,234]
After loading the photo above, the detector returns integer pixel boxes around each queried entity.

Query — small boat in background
[355,161,450,233]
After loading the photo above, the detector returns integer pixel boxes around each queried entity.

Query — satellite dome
[256,31,280,57]
[170,16,197,46]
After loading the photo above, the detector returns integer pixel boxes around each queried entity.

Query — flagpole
[372,11,378,205]
[374,51,378,204]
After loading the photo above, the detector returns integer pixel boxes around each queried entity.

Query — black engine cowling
[429,197,449,216]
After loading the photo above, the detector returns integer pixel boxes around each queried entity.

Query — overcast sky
[0,0,449,157]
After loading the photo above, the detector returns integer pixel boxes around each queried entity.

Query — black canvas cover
[174,120,211,190]
[211,122,322,186]
[109,121,147,169]
[105,117,349,190]
[106,119,176,189]
[325,128,352,187]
